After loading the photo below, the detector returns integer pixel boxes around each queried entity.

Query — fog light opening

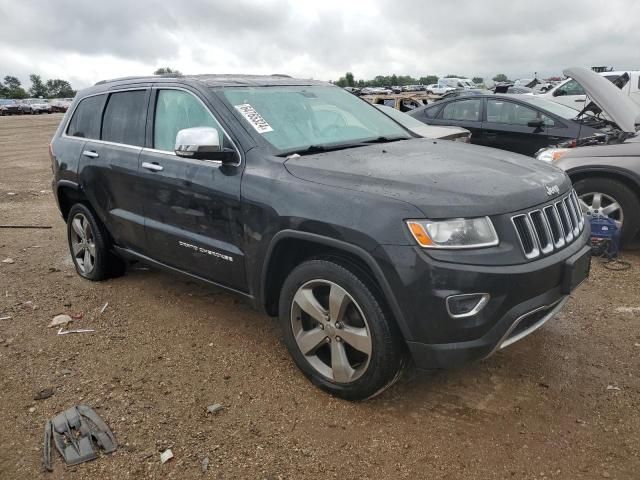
[446,293,490,319]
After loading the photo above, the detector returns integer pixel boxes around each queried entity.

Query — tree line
[333,72,515,87]
[0,74,76,99]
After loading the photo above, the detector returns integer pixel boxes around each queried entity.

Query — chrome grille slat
[512,190,583,259]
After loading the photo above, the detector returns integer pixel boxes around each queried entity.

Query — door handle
[574,98,585,102]
[142,162,163,172]
[82,150,99,158]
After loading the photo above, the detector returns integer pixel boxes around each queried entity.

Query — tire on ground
[278,258,406,401]
[574,177,640,246]
[66,203,126,281]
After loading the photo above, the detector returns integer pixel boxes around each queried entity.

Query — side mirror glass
[175,127,237,164]
[528,118,545,128]
[553,89,566,97]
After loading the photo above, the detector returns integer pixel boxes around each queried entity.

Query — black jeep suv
[50,75,591,400]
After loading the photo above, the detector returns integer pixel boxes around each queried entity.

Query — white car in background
[540,70,640,110]
[425,84,457,95]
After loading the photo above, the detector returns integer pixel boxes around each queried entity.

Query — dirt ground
[1,114,639,480]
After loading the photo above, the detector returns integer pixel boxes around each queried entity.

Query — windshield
[0,99,15,105]
[218,85,411,154]
[519,96,587,119]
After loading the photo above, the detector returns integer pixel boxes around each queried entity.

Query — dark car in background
[409,93,611,156]
[0,99,22,115]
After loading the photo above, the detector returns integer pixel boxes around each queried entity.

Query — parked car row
[0,97,73,115]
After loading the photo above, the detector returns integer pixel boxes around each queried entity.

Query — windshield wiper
[359,136,409,144]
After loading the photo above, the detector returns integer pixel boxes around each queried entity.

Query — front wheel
[574,177,640,246]
[279,259,405,400]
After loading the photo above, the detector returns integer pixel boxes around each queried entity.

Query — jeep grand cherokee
[50,74,591,400]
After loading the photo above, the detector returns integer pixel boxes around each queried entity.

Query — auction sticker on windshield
[234,104,274,133]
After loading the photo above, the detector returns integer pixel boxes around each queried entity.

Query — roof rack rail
[270,74,292,78]
[94,74,181,86]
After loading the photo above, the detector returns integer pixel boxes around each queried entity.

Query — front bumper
[375,226,591,369]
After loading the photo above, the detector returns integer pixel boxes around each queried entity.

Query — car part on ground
[43,404,117,471]
[51,73,590,400]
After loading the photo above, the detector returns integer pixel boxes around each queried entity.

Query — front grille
[511,190,585,260]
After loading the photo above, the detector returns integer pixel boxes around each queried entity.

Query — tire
[573,177,640,246]
[279,259,406,401]
[67,203,126,281]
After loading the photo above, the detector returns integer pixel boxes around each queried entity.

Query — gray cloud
[1,0,639,90]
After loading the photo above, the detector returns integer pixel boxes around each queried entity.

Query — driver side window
[555,79,585,96]
[154,89,228,152]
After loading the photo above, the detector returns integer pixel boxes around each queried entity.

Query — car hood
[284,138,570,218]
[564,67,640,133]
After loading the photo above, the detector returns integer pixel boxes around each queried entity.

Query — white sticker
[234,104,274,134]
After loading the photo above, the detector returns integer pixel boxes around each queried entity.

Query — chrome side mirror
[174,127,238,164]
[175,127,221,157]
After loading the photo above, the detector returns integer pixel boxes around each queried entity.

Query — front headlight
[536,148,569,163]
[406,217,499,249]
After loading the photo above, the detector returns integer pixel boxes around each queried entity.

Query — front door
[480,98,550,156]
[138,88,246,290]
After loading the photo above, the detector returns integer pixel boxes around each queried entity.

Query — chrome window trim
[61,86,242,168]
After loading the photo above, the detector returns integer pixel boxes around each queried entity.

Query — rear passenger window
[101,90,148,146]
[440,99,481,122]
[67,95,106,139]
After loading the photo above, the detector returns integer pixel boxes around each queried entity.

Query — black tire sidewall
[574,177,640,245]
[279,259,404,401]
[67,204,112,281]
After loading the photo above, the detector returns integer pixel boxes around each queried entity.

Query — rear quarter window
[101,90,148,146]
[66,95,106,139]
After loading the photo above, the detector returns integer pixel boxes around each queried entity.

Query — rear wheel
[67,204,126,281]
[279,259,405,400]
[574,177,640,246]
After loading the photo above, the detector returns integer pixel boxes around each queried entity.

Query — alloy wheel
[291,280,372,383]
[70,213,96,274]
[578,192,623,225]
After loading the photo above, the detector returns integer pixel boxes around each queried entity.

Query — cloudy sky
[1,0,639,90]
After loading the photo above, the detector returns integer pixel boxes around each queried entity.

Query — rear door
[430,98,483,139]
[80,88,150,252]
[479,98,551,156]
[137,87,246,290]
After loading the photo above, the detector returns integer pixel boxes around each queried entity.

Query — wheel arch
[56,181,87,221]
[260,230,411,341]
[567,166,640,200]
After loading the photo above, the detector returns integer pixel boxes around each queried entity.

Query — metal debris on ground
[49,314,73,328]
[160,449,174,464]
[615,306,640,314]
[43,404,117,471]
[99,302,109,314]
[0,315,11,321]
[2,258,15,264]
[57,327,95,335]
[34,388,55,400]
[0,224,52,229]
[606,385,621,391]
[207,403,224,415]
